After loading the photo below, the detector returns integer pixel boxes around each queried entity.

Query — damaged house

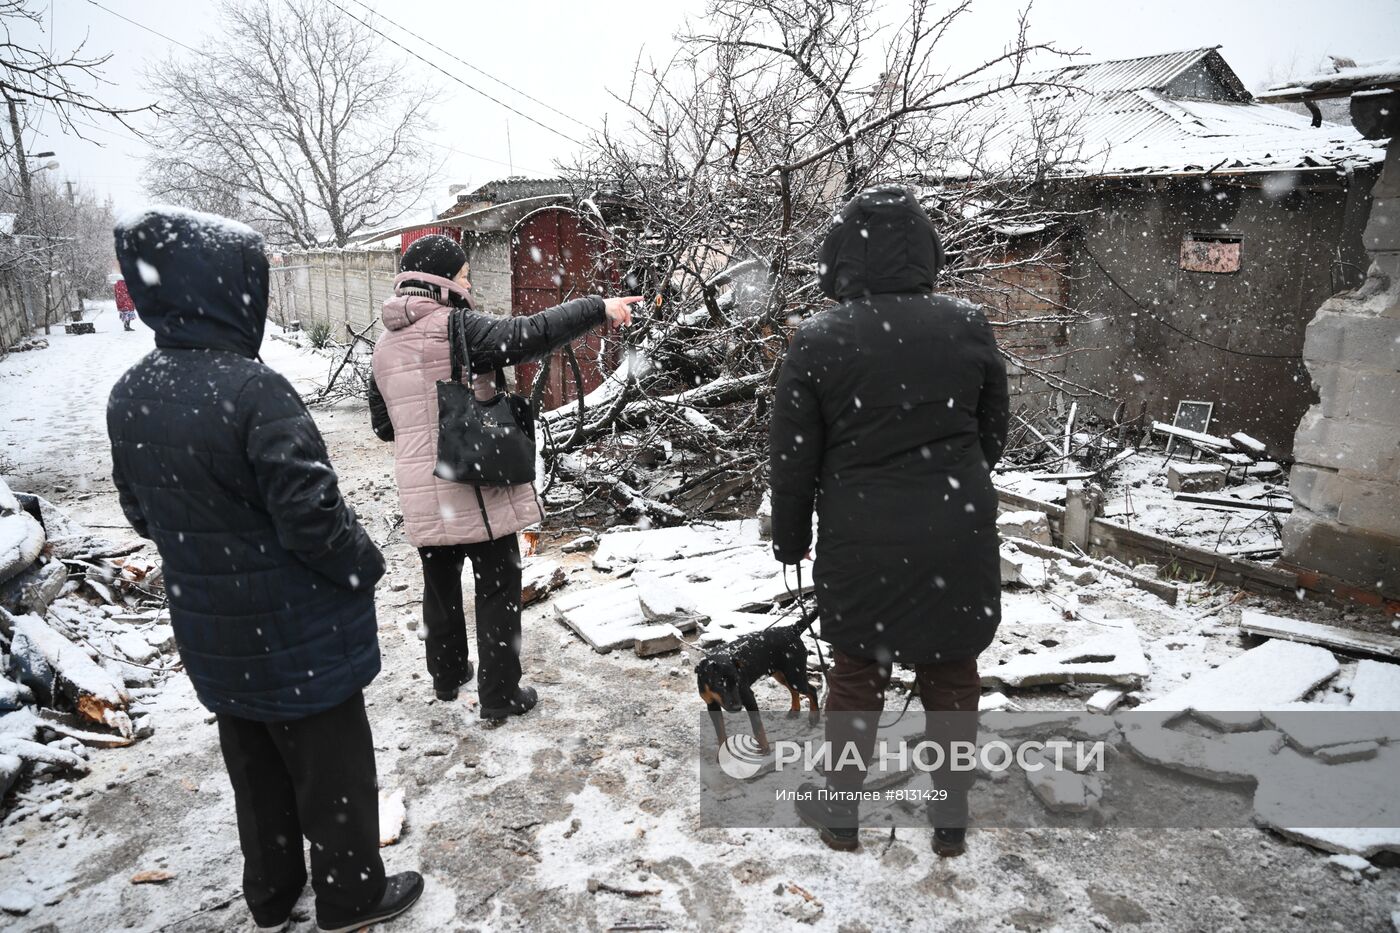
[935,47,1387,454]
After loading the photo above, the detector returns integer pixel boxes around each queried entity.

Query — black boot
[794,781,859,852]
[316,871,424,933]
[481,686,537,723]
[434,659,475,701]
[930,792,970,858]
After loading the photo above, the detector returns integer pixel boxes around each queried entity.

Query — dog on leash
[696,608,821,752]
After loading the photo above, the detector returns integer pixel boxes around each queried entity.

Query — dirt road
[1,317,1396,932]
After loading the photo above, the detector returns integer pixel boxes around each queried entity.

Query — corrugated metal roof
[1029,47,1220,97]
[924,49,1385,179]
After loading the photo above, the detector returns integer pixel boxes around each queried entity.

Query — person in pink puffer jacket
[369,235,637,720]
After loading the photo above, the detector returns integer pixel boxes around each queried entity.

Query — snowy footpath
[1,312,1399,932]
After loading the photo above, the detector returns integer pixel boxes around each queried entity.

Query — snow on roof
[926,49,1385,180]
[1259,57,1400,103]
[1030,46,1242,98]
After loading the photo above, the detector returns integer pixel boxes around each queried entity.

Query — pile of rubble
[535,505,1400,861]
[531,520,805,657]
[996,415,1291,561]
[0,478,175,809]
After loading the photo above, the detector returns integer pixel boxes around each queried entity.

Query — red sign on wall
[1180,235,1241,274]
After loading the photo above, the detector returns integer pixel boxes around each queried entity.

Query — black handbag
[433,309,536,486]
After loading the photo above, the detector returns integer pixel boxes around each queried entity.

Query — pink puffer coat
[373,287,543,547]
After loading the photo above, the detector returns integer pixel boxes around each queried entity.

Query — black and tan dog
[696,608,821,752]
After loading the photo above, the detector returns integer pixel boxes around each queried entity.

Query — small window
[1180,232,1242,274]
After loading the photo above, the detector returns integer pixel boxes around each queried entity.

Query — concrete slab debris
[1138,640,1339,712]
[1348,659,1400,709]
[552,580,698,653]
[634,625,686,657]
[552,579,647,653]
[1254,746,1400,859]
[1000,544,1047,588]
[1121,717,1284,783]
[697,611,785,646]
[590,520,763,570]
[1086,687,1127,714]
[1315,741,1379,764]
[984,627,1149,689]
[1021,746,1101,813]
[997,510,1052,546]
[1167,463,1227,493]
[1261,708,1400,752]
[1240,609,1400,662]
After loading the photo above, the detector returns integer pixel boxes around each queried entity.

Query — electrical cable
[323,0,584,146]
[344,0,598,135]
[1082,244,1302,361]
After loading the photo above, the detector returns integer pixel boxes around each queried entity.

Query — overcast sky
[26,0,1400,220]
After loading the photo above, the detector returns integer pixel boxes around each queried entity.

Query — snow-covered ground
[2,312,1399,931]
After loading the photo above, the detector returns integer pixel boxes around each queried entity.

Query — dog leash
[793,562,829,676]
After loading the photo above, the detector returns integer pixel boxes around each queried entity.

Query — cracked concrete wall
[1284,136,1400,599]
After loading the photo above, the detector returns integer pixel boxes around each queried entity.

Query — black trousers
[418,533,523,708]
[216,691,386,928]
[823,649,982,827]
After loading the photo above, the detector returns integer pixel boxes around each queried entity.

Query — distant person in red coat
[114,278,137,331]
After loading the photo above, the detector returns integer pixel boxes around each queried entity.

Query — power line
[82,0,202,54]
[322,0,584,146]
[345,0,598,135]
[80,0,549,177]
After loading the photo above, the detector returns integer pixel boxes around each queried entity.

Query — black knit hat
[401,234,466,280]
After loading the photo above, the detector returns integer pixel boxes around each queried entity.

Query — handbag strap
[448,309,467,384]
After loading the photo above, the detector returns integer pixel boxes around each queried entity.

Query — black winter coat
[769,187,1010,665]
[107,208,385,721]
[366,295,607,443]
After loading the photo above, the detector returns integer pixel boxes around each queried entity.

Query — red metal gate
[511,207,615,411]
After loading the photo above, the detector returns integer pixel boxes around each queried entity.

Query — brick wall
[951,236,1070,412]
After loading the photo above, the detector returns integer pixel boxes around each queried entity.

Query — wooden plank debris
[1231,432,1268,455]
[1240,610,1400,661]
[1173,492,1292,513]
[1001,536,1179,605]
[998,488,1300,597]
[1152,421,1231,449]
[9,613,130,727]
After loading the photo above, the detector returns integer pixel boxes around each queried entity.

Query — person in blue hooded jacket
[106,206,422,933]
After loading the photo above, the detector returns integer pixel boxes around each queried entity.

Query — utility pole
[3,91,41,332]
[5,92,32,222]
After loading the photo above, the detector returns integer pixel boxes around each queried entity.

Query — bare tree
[0,172,115,333]
[143,0,438,247]
[544,0,1086,523]
[0,0,153,140]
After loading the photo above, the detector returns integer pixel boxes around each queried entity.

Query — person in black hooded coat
[768,186,1009,854]
[106,207,422,931]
